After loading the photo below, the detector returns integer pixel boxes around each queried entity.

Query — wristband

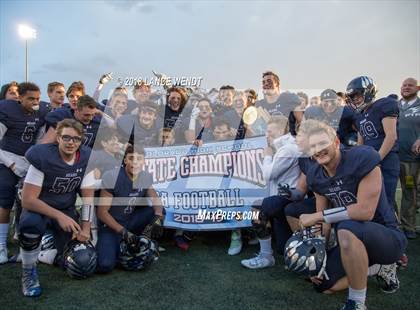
[81,204,94,222]
[322,207,350,224]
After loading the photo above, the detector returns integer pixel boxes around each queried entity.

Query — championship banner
[144,136,269,230]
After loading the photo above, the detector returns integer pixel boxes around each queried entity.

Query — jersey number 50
[50,176,82,194]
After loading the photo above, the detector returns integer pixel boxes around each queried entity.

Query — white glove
[189,107,200,130]
[99,72,113,85]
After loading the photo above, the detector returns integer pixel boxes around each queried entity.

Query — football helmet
[119,235,159,271]
[284,227,327,278]
[345,76,377,112]
[63,240,97,279]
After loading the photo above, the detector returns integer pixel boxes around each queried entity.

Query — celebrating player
[42,95,101,148]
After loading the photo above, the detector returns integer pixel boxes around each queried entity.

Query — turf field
[1,189,420,310]
[1,229,419,310]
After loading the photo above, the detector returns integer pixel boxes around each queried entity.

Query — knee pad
[252,211,271,239]
[19,233,42,251]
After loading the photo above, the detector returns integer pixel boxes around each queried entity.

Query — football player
[0,81,19,101]
[185,98,215,145]
[18,119,95,297]
[159,86,189,144]
[254,71,303,134]
[241,116,300,267]
[117,100,161,147]
[66,81,85,110]
[41,95,101,148]
[304,89,357,146]
[46,82,66,111]
[0,82,48,264]
[96,144,164,273]
[346,76,399,207]
[299,123,406,310]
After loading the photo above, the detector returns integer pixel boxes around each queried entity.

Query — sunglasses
[60,135,82,143]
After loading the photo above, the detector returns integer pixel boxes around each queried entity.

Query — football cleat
[241,253,275,269]
[376,263,400,294]
[341,299,367,310]
[38,249,58,265]
[0,246,8,264]
[22,266,42,297]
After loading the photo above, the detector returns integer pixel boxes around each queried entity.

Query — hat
[320,89,338,100]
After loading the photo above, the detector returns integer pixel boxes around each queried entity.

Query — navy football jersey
[354,97,399,152]
[45,107,101,148]
[159,104,192,144]
[101,167,153,224]
[304,105,357,143]
[0,100,48,156]
[255,92,300,117]
[298,157,316,176]
[116,114,160,147]
[89,149,122,175]
[25,143,91,210]
[306,146,399,228]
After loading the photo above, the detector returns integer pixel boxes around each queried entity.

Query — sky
[0,0,419,101]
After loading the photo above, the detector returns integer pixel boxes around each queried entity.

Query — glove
[121,228,137,244]
[144,215,164,240]
[99,72,113,85]
[189,106,200,130]
[278,184,292,198]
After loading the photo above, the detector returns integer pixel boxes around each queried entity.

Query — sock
[348,287,366,305]
[231,229,241,240]
[20,234,41,269]
[368,264,381,276]
[0,223,9,247]
[259,237,273,257]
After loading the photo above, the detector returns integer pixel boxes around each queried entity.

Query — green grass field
[1,229,420,310]
[1,189,420,310]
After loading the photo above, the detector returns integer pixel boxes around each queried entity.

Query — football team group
[0,72,418,310]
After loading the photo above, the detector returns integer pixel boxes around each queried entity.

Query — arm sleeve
[24,165,45,186]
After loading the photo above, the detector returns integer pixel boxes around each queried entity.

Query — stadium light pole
[18,24,37,82]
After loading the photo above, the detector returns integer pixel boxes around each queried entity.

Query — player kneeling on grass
[18,119,96,297]
[96,144,164,273]
[298,123,407,310]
